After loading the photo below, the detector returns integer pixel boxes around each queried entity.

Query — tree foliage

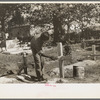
[0,4,20,31]
[0,3,100,42]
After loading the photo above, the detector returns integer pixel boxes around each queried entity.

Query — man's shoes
[7,70,14,75]
[38,76,47,82]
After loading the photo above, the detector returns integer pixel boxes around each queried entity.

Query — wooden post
[81,39,86,49]
[92,45,96,60]
[58,42,63,56]
[58,42,64,78]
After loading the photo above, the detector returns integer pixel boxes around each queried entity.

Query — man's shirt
[31,34,43,55]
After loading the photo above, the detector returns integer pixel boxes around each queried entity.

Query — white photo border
[0,1,100,99]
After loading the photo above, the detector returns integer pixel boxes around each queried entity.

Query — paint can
[73,66,85,79]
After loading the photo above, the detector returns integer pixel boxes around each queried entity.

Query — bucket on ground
[73,66,85,79]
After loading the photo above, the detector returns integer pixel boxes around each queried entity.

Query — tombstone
[6,39,19,49]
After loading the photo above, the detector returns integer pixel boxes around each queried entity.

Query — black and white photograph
[0,2,100,84]
[0,2,100,98]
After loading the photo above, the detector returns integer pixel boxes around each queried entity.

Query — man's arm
[38,50,58,60]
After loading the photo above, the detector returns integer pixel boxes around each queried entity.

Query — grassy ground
[0,43,100,83]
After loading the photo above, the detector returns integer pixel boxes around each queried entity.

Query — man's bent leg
[41,57,47,81]
[41,57,45,76]
[34,53,42,81]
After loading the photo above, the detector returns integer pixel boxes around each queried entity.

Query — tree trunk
[53,13,63,43]
[1,17,5,32]
[67,24,70,41]
[53,13,59,43]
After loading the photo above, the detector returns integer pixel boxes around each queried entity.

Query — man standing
[31,32,57,81]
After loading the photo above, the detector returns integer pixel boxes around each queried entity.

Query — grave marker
[92,45,96,60]
[57,42,64,78]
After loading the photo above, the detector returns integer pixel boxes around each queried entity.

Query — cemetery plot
[0,42,99,83]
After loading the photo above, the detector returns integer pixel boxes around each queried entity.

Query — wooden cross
[92,45,96,60]
[57,42,64,78]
